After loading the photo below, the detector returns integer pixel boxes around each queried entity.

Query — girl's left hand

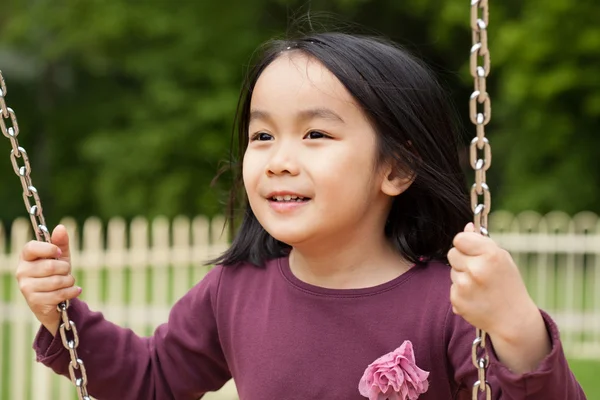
[447,223,538,339]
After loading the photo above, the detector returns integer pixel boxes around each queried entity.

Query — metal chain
[469,1,492,399]
[0,70,91,400]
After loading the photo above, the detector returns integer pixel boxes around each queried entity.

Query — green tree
[0,0,598,230]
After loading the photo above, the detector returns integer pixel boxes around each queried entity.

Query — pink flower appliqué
[358,341,429,400]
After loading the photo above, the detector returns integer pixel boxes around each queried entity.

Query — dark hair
[211,32,472,267]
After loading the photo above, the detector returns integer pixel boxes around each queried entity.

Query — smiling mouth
[269,195,311,202]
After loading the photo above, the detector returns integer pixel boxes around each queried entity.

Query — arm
[447,223,586,398]
[34,267,231,400]
[446,304,586,399]
[487,299,550,374]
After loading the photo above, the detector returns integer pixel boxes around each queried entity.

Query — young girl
[16,32,585,399]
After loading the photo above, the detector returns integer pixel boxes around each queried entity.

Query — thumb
[464,222,475,233]
[51,224,71,262]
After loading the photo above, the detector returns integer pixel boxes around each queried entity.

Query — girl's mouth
[269,195,310,203]
[267,195,311,213]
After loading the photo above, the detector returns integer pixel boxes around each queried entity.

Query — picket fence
[1,210,600,400]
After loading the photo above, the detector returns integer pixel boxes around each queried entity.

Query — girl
[16,32,585,399]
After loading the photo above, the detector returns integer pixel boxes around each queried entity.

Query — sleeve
[446,307,586,400]
[33,266,231,400]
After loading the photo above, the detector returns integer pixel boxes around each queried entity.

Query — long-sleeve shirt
[34,257,586,399]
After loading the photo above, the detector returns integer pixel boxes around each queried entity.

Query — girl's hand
[448,223,551,373]
[15,225,82,336]
[447,223,537,340]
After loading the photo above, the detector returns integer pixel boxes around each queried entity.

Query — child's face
[243,52,395,249]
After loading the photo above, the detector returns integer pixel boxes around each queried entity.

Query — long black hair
[211,32,472,267]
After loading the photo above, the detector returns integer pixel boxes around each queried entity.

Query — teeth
[271,195,306,202]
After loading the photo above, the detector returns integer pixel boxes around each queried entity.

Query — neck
[288,231,411,290]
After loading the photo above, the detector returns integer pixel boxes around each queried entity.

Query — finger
[450,267,468,287]
[29,275,76,293]
[447,247,467,272]
[450,284,460,315]
[449,279,465,315]
[452,232,493,256]
[51,225,71,262]
[464,222,475,233]
[449,269,470,314]
[19,274,75,295]
[21,240,62,262]
[30,286,82,306]
[19,259,72,279]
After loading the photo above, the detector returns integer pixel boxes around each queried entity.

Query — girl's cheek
[242,157,260,189]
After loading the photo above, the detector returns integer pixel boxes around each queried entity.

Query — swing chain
[0,70,91,400]
[470,0,493,399]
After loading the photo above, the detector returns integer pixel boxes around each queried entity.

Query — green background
[0,0,599,226]
[1,0,598,397]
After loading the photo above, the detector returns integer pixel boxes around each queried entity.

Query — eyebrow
[249,108,345,124]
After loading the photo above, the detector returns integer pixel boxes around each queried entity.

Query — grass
[570,359,600,397]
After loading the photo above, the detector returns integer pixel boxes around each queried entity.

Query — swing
[0,1,493,399]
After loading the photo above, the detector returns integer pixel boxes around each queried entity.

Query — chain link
[469,1,493,399]
[0,70,91,400]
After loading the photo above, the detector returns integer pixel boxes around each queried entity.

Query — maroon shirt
[34,258,585,399]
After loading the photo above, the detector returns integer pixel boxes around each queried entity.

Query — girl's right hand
[15,225,82,336]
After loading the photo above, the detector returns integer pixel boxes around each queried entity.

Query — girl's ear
[381,142,418,196]
[380,163,415,197]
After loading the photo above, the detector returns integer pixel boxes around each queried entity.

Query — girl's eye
[304,130,329,139]
[251,132,273,141]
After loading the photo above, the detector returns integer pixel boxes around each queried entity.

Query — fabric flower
[358,340,429,400]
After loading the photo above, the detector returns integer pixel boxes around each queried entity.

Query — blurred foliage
[0,0,598,228]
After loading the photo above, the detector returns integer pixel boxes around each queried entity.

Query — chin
[264,226,313,247]
[268,233,306,247]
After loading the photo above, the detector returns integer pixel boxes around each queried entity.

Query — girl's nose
[265,143,300,177]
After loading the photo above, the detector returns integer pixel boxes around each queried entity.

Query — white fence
[1,210,600,400]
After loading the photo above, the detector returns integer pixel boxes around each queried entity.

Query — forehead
[250,52,359,114]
